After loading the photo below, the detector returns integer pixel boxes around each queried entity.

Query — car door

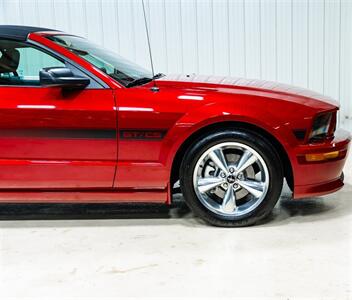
[0,39,117,188]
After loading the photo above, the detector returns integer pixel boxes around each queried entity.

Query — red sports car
[0,25,350,226]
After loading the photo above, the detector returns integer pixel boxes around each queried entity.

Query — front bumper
[292,129,351,199]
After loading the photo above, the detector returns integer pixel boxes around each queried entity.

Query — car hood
[157,74,338,110]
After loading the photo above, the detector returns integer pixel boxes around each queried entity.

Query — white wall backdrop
[0,0,351,130]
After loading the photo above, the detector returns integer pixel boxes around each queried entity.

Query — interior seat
[0,48,20,76]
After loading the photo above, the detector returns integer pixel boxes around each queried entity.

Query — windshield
[47,35,153,87]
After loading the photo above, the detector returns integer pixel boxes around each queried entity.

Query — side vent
[293,129,307,141]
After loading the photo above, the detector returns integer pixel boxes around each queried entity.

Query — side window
[0,39,65,86]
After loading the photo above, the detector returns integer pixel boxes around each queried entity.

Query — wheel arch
[170,121,294,195]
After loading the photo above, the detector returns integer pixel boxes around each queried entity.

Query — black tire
[180,128,283,227]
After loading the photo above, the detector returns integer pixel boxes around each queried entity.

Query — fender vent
[293,129,307,141]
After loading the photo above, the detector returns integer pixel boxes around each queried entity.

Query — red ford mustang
[0,25,350,226]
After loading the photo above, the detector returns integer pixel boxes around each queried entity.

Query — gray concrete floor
[0,185,351,299]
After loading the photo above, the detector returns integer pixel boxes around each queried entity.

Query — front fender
[162,101,296,169]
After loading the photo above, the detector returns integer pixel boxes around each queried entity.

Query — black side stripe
[0,129,116,139]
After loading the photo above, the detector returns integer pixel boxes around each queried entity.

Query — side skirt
[0,189,168,204]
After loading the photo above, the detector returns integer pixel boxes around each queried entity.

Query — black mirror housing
[40,67,90,89]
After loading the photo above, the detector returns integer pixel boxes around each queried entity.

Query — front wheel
[180,129,283,227]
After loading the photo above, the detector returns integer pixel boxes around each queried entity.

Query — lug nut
[229,167,235,173]
[233,183,239,189]
[220,172,226,178]
[237,173,244,180]
[223,183,228,189]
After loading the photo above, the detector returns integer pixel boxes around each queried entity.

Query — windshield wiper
[153,73,165,79]
[126,77,153,88]
[126,73,165,88]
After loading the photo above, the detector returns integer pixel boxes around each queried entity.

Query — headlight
[309,112,336,142]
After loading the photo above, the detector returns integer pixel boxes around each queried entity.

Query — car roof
[0,25,56,41]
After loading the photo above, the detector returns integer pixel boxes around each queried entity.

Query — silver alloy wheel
[192,142,270,217]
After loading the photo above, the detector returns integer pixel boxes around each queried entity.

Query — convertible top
[0,25,56,41]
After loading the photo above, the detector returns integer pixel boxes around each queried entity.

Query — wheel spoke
[193,142,270,218]
[208,149,228,173]
[222,186,236,213]
[236,150,258,173]
[237,179,265,198]
[197,177,225,193]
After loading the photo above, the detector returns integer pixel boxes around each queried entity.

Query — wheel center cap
[227,175,236,184]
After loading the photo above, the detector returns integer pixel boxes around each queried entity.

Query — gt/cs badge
[119,129,166,140]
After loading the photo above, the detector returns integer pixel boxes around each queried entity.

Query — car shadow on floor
[260,186,352,226]
[0,185,350,227]
[0,202,177,220]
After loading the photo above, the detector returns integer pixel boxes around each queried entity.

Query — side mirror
[40,67,90,89]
